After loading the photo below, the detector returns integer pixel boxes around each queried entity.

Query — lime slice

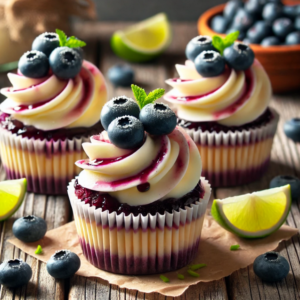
[211,185,291,238]
[111,13,171,62]
[0,179,27,221]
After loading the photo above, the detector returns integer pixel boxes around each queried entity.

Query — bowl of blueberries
[198,0,300,93]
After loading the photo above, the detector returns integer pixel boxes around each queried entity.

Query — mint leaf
[212,36,225,55]
[143,88,165,107]
[66,36,86,48]
[56,29,67,47]
[189,263,207,271]
[230,244,240,251]
[35,245,43,254]
[223,31,240,48]
[131,84,147,108]
[159,275,169,283]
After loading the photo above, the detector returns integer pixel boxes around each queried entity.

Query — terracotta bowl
[198,4,300,93]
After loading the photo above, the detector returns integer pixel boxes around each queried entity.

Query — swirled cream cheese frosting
[164,59,272,126]
[0,61,107,131]
[75,126,202,206]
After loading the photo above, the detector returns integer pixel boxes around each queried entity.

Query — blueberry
[224,42,255,71]
[262,3,283,22]
[194,50,225,77]
[32,32,59,57]
[211,16,229,33]
[47,250,80,279]
[295,16,300,31]
[226,28,246,41]
[139,103,177,136]
[107,64,134,87]
[253,252,289,282]
[273,18,294,39]
[261,36,281,46]
[185,36,215,61]
[107,116,144,149]
[284,118,300,142]
[285,31,300,45]
[12,215,47,243]
[243,38,251,44]
[18,50,49,78]
[100,96,140,130]
[270,175,300,200]
[231,8,255,32]
[245,0,264,17]
[73,47,84,59]
[247,21,273,44]
[0,259,32,288]
[283,5,298,20]
[49,47,83,80]
[224,0,243,20]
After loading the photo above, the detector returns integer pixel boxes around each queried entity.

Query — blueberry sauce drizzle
[0,113,103,141]
[74,179,204,216]
[177,108,273,133]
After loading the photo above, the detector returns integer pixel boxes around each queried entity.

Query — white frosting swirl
[76,127,202,206]
[164,59,271,126]
[0,61,107,130]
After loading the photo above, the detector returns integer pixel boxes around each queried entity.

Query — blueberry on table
[185,36,215,61]
[253,252,289,282]
[270,175,300,200]
[139,103,177,136]
[295,16,300,31]
[107,64,134,87]
[32,32,59,57]
[211,16,229,34]
[247,21,273,44]
[231,8,255,32]
[284,118,300,142]
[13,215,47,243]
[261,36,281,46]
[224,42,254,71]
[107,115,144,149]
[285,32,300,45]
[0,259,32,288]
[262,3,283,22]
[100,96,140,130]
[224,0,243,20]
[245,0,264,17]
[194,50,225,77]
[47,250,80,279]
[18,50,49,78]
[283,5,298,20]
[49,47,83,80]
[273,18,294,39]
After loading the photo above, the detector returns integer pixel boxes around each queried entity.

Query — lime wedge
[0,179,27,221]
[111,13,171,62]
[211,185,291,238]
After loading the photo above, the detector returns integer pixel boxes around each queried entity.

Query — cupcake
[0,31,107,194]
[164,34,279,187]
[68,85,211,275]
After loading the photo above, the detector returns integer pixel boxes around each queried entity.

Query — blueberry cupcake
[0,30,107,194]
[164,33,279,187]
[68,85,211,275]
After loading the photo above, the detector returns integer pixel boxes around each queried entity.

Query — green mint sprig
[212,31,240,55]
[35,245,43,254]
[56,29,86,48]
[131,84,165,109]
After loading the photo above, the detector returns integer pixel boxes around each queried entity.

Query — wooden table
[0,22,300,300]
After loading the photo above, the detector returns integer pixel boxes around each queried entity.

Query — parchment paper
[8,214,298,297]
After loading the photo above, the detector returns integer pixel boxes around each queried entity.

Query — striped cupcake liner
[68,177,211,275]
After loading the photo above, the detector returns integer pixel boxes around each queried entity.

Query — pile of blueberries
[211,0,300,46]
[18,32,83,80]
[185,35,254,77]
[100,96,177,149]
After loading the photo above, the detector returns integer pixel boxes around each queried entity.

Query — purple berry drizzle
[178,108,273,133]
[0,113,103,141]
[74,179,205,216]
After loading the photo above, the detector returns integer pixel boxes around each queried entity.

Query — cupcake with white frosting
[68,85,211,274]
[0,31,107,194]
[164,34,279,187]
